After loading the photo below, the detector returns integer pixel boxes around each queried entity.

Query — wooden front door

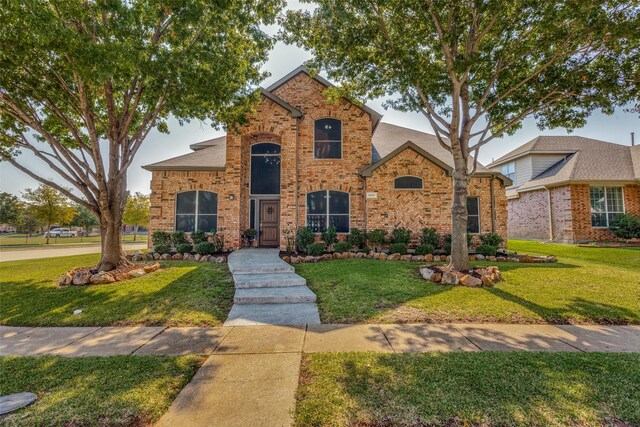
[259,200,280,247]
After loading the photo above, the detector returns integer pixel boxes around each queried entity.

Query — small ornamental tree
[0,0,282,271]
[22,184,76,244]
[283,0,637,270]
[71,205,99,237]
[123,193,150,241]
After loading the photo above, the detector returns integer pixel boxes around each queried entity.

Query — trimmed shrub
[367,229,387,248]
[152,231,171,247]
[362,246,371,254]
[190,230,209,245]
[415,244,435,255]
[347,228,366,249]
[175,243,193,254]
[321,226,338,248]
[480,232,504,247]
[388,242,408,255]
[610,213,640,239]
[421,227,440,247]
[296,227,315,253]
[334,241,352,253]
[476,244,498,257]
[194,242,216,255]
[391,227,411,244]
[153,244,171,255]
[306,242,325,256]
[171,231,188,246]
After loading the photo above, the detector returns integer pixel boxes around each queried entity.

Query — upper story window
[501,162,516,182]
[314,118,342,159]
[306,190,349,233]
[250,143,281,195]
[394,176,423,189]
[175,190,218,232]
[467,196,480,233]
[590,186,624,228]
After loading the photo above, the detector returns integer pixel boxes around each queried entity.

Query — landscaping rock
[153,253,161,260]
[128,268,146,278]
[441,271,460,285]
[72,270,92,286]
[160,253,171,260]
[508,257,520,262]
[423,254,433,262]
[433,255,441,262]
[378,253,387,260]
[183,253,190,260]
[356,252,366,258]
[469,255,477,261]
[496,256,507,262]
[282,256,291,263]
[90,272,115,284]
[143,262,161,273]
[487,256,497,261]
[194,254,201,261]
[420,267,436,281]
[411,255,423,262]
[290,256,300,264]
[400,255,413,262]
[132,254,142,262]
[171,253,182,260]
[59,273,73,286]
[520,255,534,263]
[432,273,442,283]
[200,255,210,262]
[389,253,402,261]
[476,254,485,260]
[481,275,494,286]
[460,274,482,287]
[546,255,557,263]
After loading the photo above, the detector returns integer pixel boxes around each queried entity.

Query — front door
[259,200,280,247]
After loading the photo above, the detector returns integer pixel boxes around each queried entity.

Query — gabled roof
[266,65,383,131]
[143,142,226,171]
[260,89,303,118]
[190,135,226,151]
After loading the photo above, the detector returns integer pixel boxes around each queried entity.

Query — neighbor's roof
[143,139,226,171]
[492,136,639,194]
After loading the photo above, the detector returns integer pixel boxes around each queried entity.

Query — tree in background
[15,209,42,244]
[22,185,76,244]
[71,205,99,240]
[283,0,638,270]
[0,192,21,226]
[0,0,282,271]
[123,193,150,241]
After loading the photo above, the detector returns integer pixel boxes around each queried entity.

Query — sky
[1,2,638,197]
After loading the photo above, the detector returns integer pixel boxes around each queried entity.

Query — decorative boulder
[282,256,291,263]
[441,271,460,285]
[420,267,436,281]
[153,253,162,260]
[400,255,413,262]
[423,254,433,262]
[468,255,477,261]
[411,255,423,262]
[388,253,402,261]
[171,253,182,260]
[72,270,92,286]
[519,255,534,263]
[378,253,388,260]
[90,272,116,285]
[433,255,441,262]
[496,256,507,262]
[143,262,161,273]
[194,254,201,261]
[160,253,171,260]
[59,273,73,286]
[128,268,146,278]
[290,257,300,264]
[460,274,482,287]
[475,254,485,260]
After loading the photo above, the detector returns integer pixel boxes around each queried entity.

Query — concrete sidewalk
[2,323,639,356]
[0,242,147,262]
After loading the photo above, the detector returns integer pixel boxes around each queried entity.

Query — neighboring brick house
[143,66,511,250]
[487,136,640,243]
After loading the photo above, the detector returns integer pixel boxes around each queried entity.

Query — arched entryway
[250,142,281,247]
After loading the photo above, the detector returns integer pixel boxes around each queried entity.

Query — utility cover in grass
[0,392,36,415]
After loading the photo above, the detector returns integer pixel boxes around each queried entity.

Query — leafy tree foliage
[71,205,99,237]
[0,0,282,270]
[0,192,21,225]
[283,0,638,269]
[22,185,76,244]
[123,192,150,241]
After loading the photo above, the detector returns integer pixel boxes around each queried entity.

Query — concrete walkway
[0,242,147,262]
[224,248,321,326]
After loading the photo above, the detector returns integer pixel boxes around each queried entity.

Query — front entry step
[234,286,317,304]
[224,303,321,326]
[234,273,306,289]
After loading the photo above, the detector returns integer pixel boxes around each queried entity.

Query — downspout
[363,175,367,232]
[295,117,300,228]
[490,175,496,233]
[546,187,554,241]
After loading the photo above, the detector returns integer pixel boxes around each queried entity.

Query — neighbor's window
[394,176,423,189]
[314,118,342,159]
[175,190,218,232]
[250,143,281,195]
[501,162,516,182]
[467,196,480,233]
[306,190,349,232]
[590,186,624,228]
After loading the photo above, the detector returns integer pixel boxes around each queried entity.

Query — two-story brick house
[144,66,511,250]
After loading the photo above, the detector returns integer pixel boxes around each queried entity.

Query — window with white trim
[467,196,480,233]
[314,118,342,159]
[306,190,349,232]
[175,190,218,232]
[590,186,624,228]
[501,162,516,182]
[394,176,423,189]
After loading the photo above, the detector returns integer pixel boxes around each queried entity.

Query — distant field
[0,233,146,247]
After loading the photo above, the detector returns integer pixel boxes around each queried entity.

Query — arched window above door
[250,143,281,195]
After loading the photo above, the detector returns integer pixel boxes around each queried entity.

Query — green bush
[367,229,387,247]
[415,244,435,255]
[171,231,188,246]
[153,244,171,254]
[421,227,440,247]
[347,228,367,249]
[480,232,504,247]
[321,226,338,247]
[610,213,640,239]
[476,244,498,257]
[190,230,209,245]
[443,233,473,254]
[152,231,171,247]
[388,242,408,255]
[296,227,316,253]
[175,243,193,254]
[307,242,326,256]
[391,227,411,244]
[211,233,224,253]
[194,241,216,255]
[334,241,352,253]
[362,246,371,254]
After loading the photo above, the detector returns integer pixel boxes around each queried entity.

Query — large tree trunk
[94,176,129,272]
[450,167,471,271]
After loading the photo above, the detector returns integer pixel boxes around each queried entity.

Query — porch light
[229,194,235,200]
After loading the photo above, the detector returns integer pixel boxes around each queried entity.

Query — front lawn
[296,352,640,426]
[0,355,202,426]
[296,240,640,324]
[0,254,234,326]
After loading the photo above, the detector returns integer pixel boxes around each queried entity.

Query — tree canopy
[123,192,150,240]
[0,192,21,225]
[22,184,76,243]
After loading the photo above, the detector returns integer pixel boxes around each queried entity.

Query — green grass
[0,233,143,247]
[296,240,640,324]
[296,352,640,427]
[0,254,234,326]
[0,355,203,426]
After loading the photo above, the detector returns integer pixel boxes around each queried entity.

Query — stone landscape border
[127,252,228,263]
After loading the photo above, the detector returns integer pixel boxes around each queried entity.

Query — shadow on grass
[0,262,234,327]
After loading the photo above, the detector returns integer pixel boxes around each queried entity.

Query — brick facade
[148,71,509,250]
